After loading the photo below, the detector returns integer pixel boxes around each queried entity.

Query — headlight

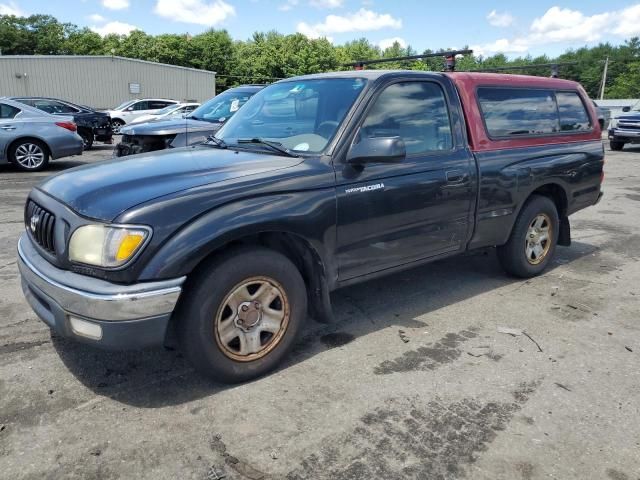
[608,118,618,129]
[68,224,151,267]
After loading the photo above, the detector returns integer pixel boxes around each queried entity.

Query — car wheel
[111,120,125,134]
[80,130,94,150]
[497,195,559,278]
[178,247,307,383]
[610,140,624,151]
[9,139,50,172]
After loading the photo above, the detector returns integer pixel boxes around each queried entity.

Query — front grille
[25,201,56,253]
[618,122,640,131]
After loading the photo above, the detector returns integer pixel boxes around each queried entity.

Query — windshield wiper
[204,135,228,149]
[237,138,299,157]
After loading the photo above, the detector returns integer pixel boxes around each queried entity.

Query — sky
[2,0,640,58]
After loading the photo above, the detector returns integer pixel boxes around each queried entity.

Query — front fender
[138,190,337,283]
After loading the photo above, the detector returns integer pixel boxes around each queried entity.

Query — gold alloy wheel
[214,276,290,362]
[524,213,553,265]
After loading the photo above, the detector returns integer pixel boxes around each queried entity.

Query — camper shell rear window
[477,87,592,138]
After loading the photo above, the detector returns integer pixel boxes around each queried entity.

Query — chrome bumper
[18,234,185,348]
[610,128,640,138]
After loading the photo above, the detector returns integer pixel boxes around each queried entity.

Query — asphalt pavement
[0,139,638,479]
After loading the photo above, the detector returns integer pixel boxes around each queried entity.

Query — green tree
[64,28,104,55]
[188,29,234,74]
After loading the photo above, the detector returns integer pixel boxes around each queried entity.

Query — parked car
[127,102,200,126]
[105,98,179,134]
[1,97,83,171]
[116,86,263,157]
[10,96,112,150]
[17,71,603,383]
[607,99,640,150]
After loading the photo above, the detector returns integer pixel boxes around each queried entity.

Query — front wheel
[610,140,624,151]
[177,247,307,383]
[497,195,559,278]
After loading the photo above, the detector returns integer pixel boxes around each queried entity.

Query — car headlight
[68,224,151,267]
[608,118,618,129]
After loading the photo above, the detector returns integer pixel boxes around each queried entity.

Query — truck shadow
[51,243,596,408]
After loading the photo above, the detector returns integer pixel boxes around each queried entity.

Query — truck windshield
[216,78,367,154]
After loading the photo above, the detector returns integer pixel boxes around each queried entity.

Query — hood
[38,146,301,221]
[120,118,222,136]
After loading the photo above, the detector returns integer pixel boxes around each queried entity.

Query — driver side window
[360,82,453,155]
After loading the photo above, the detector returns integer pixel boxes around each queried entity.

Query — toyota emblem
[30,214,39,233]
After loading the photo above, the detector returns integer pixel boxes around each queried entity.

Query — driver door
[335,79,476,281]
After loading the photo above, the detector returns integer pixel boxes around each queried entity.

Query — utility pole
[599,56,609,100]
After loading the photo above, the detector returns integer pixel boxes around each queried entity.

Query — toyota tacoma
[18,71,604,383]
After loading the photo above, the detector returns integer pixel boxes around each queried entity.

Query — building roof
[0,55,216,75]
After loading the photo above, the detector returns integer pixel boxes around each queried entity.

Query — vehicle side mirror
[347,136,406,164]
[622,106,631,112]
[126,106,134,111]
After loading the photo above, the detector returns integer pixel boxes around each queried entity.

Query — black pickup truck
[10,97,112,149]
[18,71,604,383]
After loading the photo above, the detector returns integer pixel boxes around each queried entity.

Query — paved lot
[1,140,639,480]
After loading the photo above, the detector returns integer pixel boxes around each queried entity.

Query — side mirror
[622,106,631,112]
[347,136,406,164]
[126,106,134,111]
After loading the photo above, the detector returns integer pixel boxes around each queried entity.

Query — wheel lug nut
[241,305,249,312]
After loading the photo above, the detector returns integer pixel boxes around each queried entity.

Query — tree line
[1,14,640,98]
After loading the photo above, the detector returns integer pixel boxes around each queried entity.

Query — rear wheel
[79,129,94,150]
[111,119,125,134]
[610,140,624,151]
[9,139,49,171]
[497,195,559,278]
[177,247,307,383]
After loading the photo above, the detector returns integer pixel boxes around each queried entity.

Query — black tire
[497,195,559,278]
[610,140,624,151]
[9,139,50,172]
[79,129,94,150]
[177,247,307,383]
[111,119,125,134]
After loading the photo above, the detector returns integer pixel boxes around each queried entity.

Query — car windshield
[114,100,135,110]
[155,104,181,115]
[216,78,367,154]
[189,90,256,123]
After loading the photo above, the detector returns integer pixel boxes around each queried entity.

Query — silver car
[0,97,83,171]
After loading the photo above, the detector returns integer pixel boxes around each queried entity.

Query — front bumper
[609,128,640,141]
[17,235,185,349]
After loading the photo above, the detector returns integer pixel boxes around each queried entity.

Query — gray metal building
[0,55,216,109]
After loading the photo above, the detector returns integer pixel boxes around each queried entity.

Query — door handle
[0,125,16,131]
[446,170,468,184]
